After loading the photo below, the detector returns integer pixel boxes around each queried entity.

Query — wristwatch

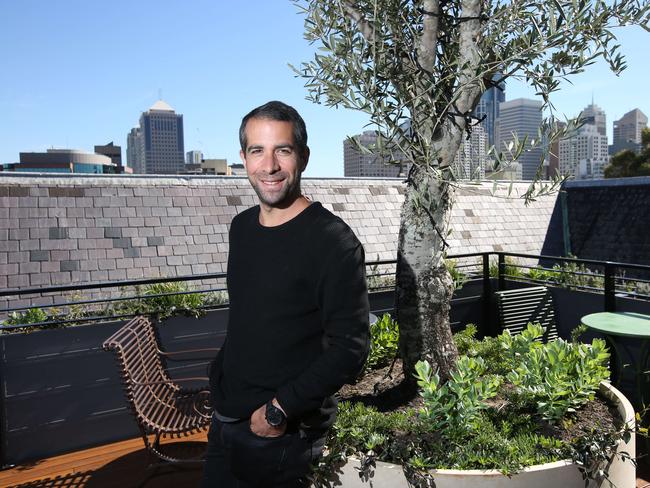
[265,400,287,427]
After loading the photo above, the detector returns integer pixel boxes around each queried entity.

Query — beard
[249,171,302,209]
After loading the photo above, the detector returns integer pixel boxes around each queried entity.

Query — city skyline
[1,1,648,177]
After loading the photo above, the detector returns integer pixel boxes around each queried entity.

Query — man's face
[240,118,308,210]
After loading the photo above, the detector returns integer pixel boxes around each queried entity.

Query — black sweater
[211,202,370,427]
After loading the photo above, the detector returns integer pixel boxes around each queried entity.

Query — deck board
[3,432,650,487]
[0,432,207,488]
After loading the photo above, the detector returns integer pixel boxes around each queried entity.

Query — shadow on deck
[0,432,207,488]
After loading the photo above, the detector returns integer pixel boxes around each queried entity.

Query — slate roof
[0,175,557,308]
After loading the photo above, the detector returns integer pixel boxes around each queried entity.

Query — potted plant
[311,320,635,487]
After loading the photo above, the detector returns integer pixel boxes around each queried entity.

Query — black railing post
[498,253,505,291]
[604,262,616,312]
[482,253,492,337]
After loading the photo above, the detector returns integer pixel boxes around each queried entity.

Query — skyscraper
[498,98,544,180]
[127,100,185,174]
[475,79,505,149]
[580,103,607,137]
[611,108,648,155]
[127,127,143,174]
[343,131,409,177]
[453,124,487,179]
[559,107,609,180]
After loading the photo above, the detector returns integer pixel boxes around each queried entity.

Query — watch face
[266,403,285,426]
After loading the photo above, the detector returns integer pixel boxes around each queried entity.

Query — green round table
[581,312,650,406]
[582,312,650,338]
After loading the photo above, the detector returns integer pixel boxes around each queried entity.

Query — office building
[453,124,487,179]
[343,130,409,177]
[497,98,544,180]
[559,120,609,180]
[127,127,143,174]
[580,102,607,137]
[127,100,185,174]
[2,149,117,174]
[186,150,203,165]
[610,108,648,156]
[179,158,230,175]
[95,142,131,174]
[475,79,505,149]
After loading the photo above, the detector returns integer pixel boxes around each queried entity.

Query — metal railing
[1,252,649,331]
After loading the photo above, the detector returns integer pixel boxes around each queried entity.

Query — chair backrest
[102,316,175,422]
[495,286,559,341]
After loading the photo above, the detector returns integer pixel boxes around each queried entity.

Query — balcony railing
[1,252,649,332]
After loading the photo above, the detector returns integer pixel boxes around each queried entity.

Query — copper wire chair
[103,315,217,468]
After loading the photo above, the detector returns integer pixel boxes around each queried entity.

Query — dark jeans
[200,414,325,488]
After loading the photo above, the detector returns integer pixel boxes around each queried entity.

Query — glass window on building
[73,163,103,174]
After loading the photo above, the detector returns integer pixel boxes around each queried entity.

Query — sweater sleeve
[275,239,370,418]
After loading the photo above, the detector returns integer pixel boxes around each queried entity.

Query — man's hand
[250,399,287,437]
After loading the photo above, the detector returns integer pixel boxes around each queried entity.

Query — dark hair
[239,101,308,160]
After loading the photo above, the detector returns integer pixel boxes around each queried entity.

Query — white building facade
[559,123,609,179]
[453,125,487,179]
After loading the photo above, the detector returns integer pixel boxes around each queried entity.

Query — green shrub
[488,256,524,278]
[500,323,610,422]
[526,266,556,282]
[113,281,206,320]
[366,313,399,370]
[204,290,229,306]
[441,409,561,473]
[453,324,510,375]
[319,399,561,480]
[4,307,49,326]
[548,261,604,290]
[487,258,608,292]
[366,260,396,292]
[143,282,204,317]
[415,356,502,439]
[453,323,479,354]
[3,282,220,333]
[444,259,468,291]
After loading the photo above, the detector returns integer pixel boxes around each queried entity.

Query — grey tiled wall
[0,175,556,308]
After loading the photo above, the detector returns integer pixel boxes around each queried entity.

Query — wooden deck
[0,432,207,488]
[2,432,650,488]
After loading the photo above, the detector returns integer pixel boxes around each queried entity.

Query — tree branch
[342,0,376,44]
[417,0,440,73]
[456,0,483,115]
[427,0,485,168]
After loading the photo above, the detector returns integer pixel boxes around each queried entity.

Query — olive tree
[293,0,650,381]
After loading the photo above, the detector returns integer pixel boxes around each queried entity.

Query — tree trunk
[396,168,458,383]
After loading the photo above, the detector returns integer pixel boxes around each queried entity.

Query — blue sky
[1,1,648,177]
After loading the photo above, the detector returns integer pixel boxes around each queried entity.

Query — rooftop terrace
[1,175,650,486]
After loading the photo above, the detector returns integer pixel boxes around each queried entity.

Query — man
[201,101,370,487]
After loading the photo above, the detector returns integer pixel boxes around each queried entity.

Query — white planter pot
[325,382,635,488]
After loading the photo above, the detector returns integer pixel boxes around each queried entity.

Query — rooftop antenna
[158,88,163,101]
